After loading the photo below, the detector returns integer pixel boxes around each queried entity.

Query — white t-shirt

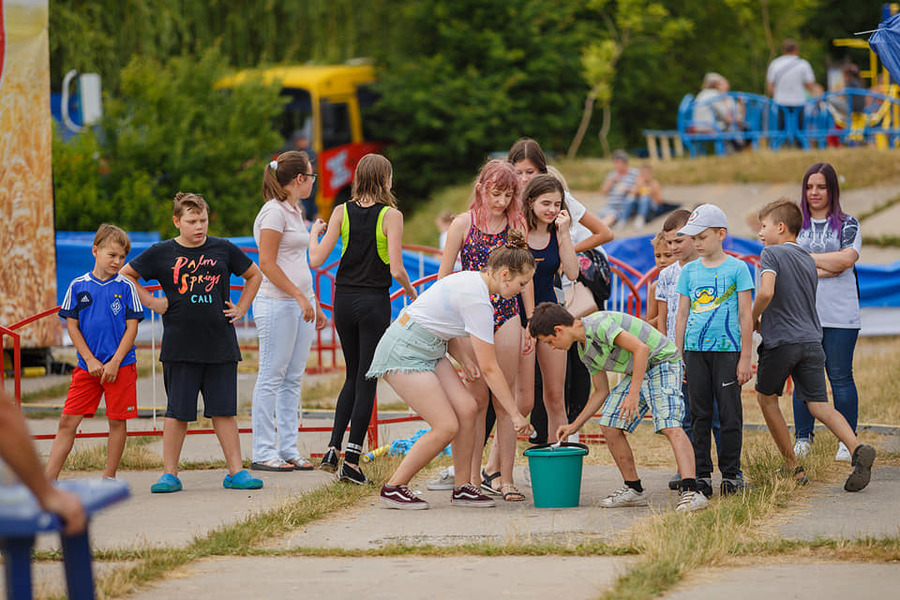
[253,199,315,301]
[767,55,815,107]
[565,191,589,245]
[797,216,862,329]
[654,260,683,341]
[405,271,494,343]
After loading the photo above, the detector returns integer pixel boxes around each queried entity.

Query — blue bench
[677,91,785,157]
[1,479,129,600]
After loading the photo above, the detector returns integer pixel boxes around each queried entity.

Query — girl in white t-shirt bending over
[367,233,535,510]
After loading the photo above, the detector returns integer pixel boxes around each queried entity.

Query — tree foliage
[53,50,285,235]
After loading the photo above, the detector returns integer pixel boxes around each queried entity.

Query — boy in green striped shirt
[529,302,708,513]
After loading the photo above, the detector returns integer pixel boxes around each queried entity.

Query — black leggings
[329,288,391,464]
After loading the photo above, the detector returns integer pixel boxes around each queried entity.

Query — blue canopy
[869,14,900,85]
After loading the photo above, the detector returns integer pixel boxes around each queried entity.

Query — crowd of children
[42,148,875,514]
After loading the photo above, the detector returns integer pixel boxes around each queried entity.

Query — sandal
[500,483,525,502]
[285,457,315,471]
[250,459,294,472]
[480,469,502,496]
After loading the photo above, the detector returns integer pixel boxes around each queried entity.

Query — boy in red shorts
[46,224,144,481]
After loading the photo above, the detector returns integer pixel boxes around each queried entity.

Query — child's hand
[39,488,86,536]
[459,358,481,383]
[223,300,247,323]
[522,328,534,355]
[619,392,640,423]
[85,357,104,378]
[296,296,315,322]
[315,306,328,330]
[556,423,577,442]
[737,358,752,386]
[100,359,121,384]
[310,218,327,238]
[512,413,534,437]
[554,209,571,232]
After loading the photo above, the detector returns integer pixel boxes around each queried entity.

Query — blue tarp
[54,233,900,319]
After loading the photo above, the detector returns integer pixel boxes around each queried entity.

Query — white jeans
[251,295,315,463]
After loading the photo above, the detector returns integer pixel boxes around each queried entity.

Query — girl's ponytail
[261,151,311,202]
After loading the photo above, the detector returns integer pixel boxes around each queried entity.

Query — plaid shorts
[597,360,685,433]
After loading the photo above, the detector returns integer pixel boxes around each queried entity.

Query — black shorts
[755,342,827,403]
[162,361,238,421]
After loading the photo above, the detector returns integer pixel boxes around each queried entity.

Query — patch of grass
[253,539,633,557]
[855,336,900,427]
[557,147,900,192]
[64,437,164,471]
[861,235,900,247]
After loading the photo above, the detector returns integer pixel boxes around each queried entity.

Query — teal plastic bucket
[523,443,589,508]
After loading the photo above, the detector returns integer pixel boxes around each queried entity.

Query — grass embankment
[403,146,900,247]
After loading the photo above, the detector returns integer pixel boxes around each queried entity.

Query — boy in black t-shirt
[752,199,874,492]
[123,193,263,493]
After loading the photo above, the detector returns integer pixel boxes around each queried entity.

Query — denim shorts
[366,313,448,379]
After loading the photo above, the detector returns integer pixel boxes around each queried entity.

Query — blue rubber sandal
[150,473,183,493]
[224,469,263,490]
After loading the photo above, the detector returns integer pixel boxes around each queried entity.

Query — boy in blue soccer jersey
[675,204,754,498]
[46,224,144,481]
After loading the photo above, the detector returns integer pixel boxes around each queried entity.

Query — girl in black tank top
[308,154,417,483]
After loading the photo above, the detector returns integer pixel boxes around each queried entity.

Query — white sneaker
[600,485,649,508]
[793,438,812,458]
[426,466,455,490]
[676,490,710,513]
[835,441,852,462]
[634,215,646,228]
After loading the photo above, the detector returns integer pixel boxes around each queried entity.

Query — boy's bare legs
[757,393,800,470]
[211,416,244,475]
[45,414,84,480]
[104,418,127,479]
[807,402,859,452]
[661,427,695,479]
[600,425,638,481]
[162,417,188,476]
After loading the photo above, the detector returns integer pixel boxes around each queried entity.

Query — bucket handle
[524,441,589,455]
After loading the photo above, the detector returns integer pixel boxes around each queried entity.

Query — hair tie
[269,160,278,171]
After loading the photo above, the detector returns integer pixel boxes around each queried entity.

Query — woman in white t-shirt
[792,163,862,463]
[250,151,327,472]
[368,233,535,510]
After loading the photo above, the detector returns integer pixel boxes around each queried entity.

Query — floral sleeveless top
[460,211,519,330]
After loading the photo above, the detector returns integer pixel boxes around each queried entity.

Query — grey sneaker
[720,477,751,496]
[844,444,876,492]
[668,472,682,491]
[426,466,455,490]
[675,490,710,513]
[599,485,648,508]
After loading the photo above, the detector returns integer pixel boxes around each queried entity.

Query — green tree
[53,49,285,236]
[369,0,599,205]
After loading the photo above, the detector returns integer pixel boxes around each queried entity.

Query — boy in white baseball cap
[674,204,755,497]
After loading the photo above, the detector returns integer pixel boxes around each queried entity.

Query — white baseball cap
[678,204,728,236]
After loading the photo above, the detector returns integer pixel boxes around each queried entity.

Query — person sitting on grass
[532,302,709,513]
[752,199,875,491]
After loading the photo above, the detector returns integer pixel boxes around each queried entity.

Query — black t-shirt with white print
[129,237,253,363]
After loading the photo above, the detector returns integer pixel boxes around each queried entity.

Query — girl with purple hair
[792,162,862,463]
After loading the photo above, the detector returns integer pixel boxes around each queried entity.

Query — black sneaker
[844,444,876,492]
[451,483,496,508]
[380,484,429,510]
[339,462,369,485]
[319,448,339,473]
[697,477,714,498]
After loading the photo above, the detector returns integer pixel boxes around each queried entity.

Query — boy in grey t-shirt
[752,199,874,492]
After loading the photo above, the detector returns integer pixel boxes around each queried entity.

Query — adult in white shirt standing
[766,39,817,145]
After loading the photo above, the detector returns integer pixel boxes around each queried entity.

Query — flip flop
[480,469,502,496]
[250,459,294,472]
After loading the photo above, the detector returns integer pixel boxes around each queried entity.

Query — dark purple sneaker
[380,484,429,510]
[451,483,496,508]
